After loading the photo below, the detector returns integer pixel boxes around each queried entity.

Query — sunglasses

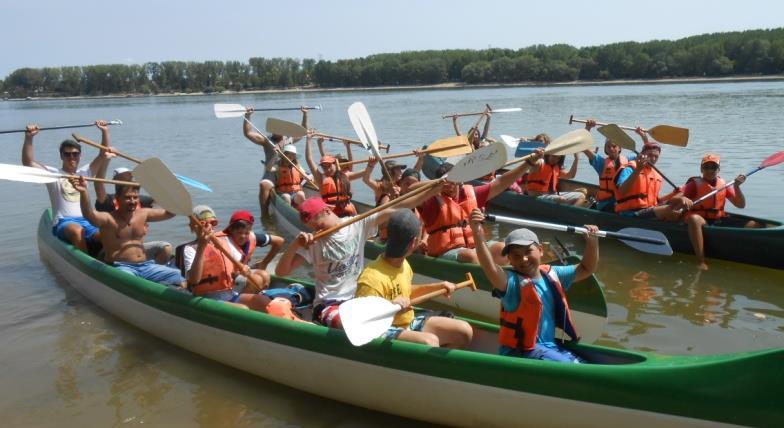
[62,151,81,158]
[702,164,719,170]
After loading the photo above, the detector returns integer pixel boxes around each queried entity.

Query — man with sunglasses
[675,154,760,270]
[22,121,113,253]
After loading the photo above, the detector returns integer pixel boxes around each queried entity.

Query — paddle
[441,107,522,119]
[0,120,122,135]
[569,115,689,147]
[213,103,321,119]
[425,136,472,157]
[595,124,680,189]
[503,129,593,168]
[312,132,391,153]
[338,142,471,168]
[348,102,392,180]
[690,151,784,207]
[266,118,308,139]
[0,163,139,187]
[132,157,268,290]
[500,135,547,157]
[71,133,212,192]
[340,273,477,346]
[312,142,508,241]
[485,213,673,256]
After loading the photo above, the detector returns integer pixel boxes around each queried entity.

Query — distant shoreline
[5,74,783,101]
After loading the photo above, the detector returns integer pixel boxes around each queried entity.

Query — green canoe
[37,209,784,427]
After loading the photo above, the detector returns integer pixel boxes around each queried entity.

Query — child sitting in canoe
[275,187,441,328]
[469,209,599,363]
[418,160,532,264]
[524,148,587,206]
[581,119,637,212]
[274,145,310,207]
[354,209,473,348]
[305,136,365,217]
[674,154,761,270]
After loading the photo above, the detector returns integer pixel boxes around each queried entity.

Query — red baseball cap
[642,141,662,153]
[701,154,721,166]
[298,197,332,223]
[223,210,254,232]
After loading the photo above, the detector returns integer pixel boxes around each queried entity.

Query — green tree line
[3,28,783,98]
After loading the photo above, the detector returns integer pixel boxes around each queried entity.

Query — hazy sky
[1,0,781,78]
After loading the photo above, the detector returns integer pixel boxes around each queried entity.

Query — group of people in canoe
[19,102,758,363]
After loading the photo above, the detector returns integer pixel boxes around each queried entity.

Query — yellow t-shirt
[355,256,414,327]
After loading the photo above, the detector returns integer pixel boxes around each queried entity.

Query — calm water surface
[1,82,783,426]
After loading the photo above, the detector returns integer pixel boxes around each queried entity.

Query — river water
[0,81,782,426]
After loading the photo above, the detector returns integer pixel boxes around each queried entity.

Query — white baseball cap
[112,167,132,178]
[283,145,297,155]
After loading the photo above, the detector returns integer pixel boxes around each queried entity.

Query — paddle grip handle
[410,273,477,305]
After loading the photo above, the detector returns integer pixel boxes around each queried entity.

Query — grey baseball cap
[384,209,421,258]
[501,228,540,255]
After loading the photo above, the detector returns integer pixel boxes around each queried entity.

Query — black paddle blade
[615,228,673,256]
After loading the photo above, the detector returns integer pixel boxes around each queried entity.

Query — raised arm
[362,158,382,194]
[142,208,176,223]
[243,108,272,147]
[487,152,537,200]
[72,176,111,227]
[561,154,580,180]
[291,107,309,143]
[452,117,462,136]
[306,136,323,186]
[88,120,111,176]
[573,225,599,282]
[480,105,492,140]
[22,124,45,169]
[469,209,507,290]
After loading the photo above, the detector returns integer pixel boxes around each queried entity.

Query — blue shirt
[498,265,577,354]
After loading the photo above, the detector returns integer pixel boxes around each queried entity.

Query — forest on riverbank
[3,28,783,98]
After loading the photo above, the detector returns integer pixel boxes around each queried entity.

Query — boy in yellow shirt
[355,210,473,348]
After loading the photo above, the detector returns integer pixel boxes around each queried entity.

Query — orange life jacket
[189,232,257,296]
[276,164,303,193]
[526,163,560,194]
[687,176,727,220]
[425,185,477,257]
[321,173,355,217]
[597,155,630,201]
[614,163,662,212]
[498,265,579,351]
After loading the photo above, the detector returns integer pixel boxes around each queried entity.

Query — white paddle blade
[133,158,193,216]
[499,135,520,147]
[213,103,247,119]
[597,124,636,151]
[339,296,401,346]
[266,118,307,139]
[490,108,522,113]
[545,129,594,156]
[0,163,60,184]
[347,102,374,151]
[448,142,507,183]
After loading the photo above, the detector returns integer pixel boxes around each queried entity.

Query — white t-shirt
[44,164,92,222]
[297,213,379,305]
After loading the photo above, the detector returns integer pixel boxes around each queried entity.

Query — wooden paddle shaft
[244,118,317,188]
[72,133,143,164]
[313,133,391,152]
[410,273,476,305]
[313,179,441,241]
[340,143,468,167]
[188,215,266,290]
[63,173,139,187]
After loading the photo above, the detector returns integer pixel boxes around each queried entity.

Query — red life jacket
[498,265,580,351]
[614,163,662,212]
[687,176,727,220]
[526,163,560,194]
[321,173,356,217]
[597,155,630,202]
[276,164,303,193]
[425,185,477,257]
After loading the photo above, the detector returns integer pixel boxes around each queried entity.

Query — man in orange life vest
[243,106,309,216]
[469,209,600,363]
[418,159,533,264]
[581,119,637,212]
[275,145,309,207]
[305,135,365,217]
[674,154,760,270]
[613,139,683,220]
